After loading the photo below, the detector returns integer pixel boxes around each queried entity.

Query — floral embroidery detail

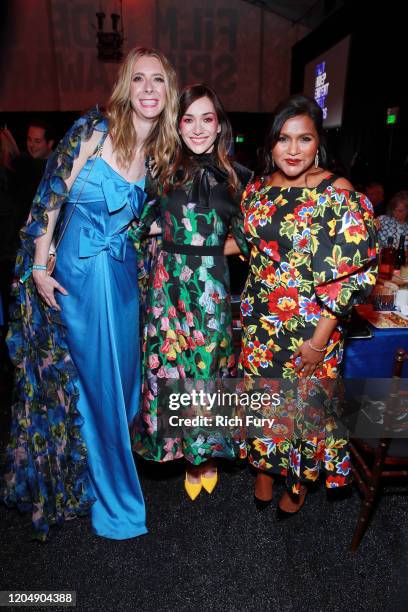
[133,162,252,464]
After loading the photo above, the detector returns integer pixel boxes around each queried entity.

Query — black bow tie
[188,156,228,207]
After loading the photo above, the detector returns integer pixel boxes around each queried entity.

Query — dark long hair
[163,83,239,192]
[261,94,328,175]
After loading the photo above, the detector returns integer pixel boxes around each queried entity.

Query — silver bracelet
[32,264,47,271]
[307,339,327,353]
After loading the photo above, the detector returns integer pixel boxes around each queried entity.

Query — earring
[314,151,319,168]
[271,157,275,170]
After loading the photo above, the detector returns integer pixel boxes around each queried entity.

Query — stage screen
[303,36,350,128]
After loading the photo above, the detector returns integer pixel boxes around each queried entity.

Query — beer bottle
[394,234,406,270]
[379,236,396,279]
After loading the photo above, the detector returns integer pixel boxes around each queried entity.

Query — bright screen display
[303,36,350,128]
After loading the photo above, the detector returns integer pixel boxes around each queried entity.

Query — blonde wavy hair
[0,128,20,170]
[106,47,179,178]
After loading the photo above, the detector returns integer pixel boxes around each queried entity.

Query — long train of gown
[54,156,147,539]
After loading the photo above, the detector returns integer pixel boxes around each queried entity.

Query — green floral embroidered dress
[239,174,378,493]
[132,156,252,463]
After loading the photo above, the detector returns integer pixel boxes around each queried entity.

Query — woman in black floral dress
[133,84,252,499]
[239,95,378,515]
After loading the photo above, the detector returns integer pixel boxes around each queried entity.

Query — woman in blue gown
[54,157,147,539]
[1,47,179,540]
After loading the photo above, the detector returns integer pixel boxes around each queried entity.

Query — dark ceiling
[241,0,346,29]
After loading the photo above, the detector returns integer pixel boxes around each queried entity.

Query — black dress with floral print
[132,156,252,464]
[239,174,378,493]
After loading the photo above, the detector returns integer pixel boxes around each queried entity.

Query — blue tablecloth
[343,325,408,378]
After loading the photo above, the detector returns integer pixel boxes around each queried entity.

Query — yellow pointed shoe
[184,476,202,501]
[201,469,218,494]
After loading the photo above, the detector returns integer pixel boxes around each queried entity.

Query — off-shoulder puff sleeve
[311,187,378,317]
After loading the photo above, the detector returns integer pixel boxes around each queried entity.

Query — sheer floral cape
[0,108,159,540]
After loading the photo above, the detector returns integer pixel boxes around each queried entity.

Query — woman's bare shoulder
[332,176,354,190]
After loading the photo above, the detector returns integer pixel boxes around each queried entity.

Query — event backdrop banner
[0,0,307,112]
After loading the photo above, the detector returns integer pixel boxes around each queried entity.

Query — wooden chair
[349,347,408,551]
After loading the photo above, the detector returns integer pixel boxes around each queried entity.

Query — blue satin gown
[54,156,147,539]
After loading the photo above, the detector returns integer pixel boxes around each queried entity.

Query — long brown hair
[163,83,239,192]
[106,46,179,178]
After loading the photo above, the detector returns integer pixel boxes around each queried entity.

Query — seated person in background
[365,180,386,217]
[377,190,408,248]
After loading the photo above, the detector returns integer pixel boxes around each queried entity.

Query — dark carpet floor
[1,381,407,612]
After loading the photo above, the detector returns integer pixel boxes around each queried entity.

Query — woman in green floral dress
[132,84,252,499]
[239,95,378,515]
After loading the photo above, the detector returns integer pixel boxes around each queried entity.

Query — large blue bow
[78,227,128,261]
[101,180,146,216]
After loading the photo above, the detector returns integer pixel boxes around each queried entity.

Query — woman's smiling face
[272,114,320,179]
[130,55,167,122]
[179,96,221,154]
